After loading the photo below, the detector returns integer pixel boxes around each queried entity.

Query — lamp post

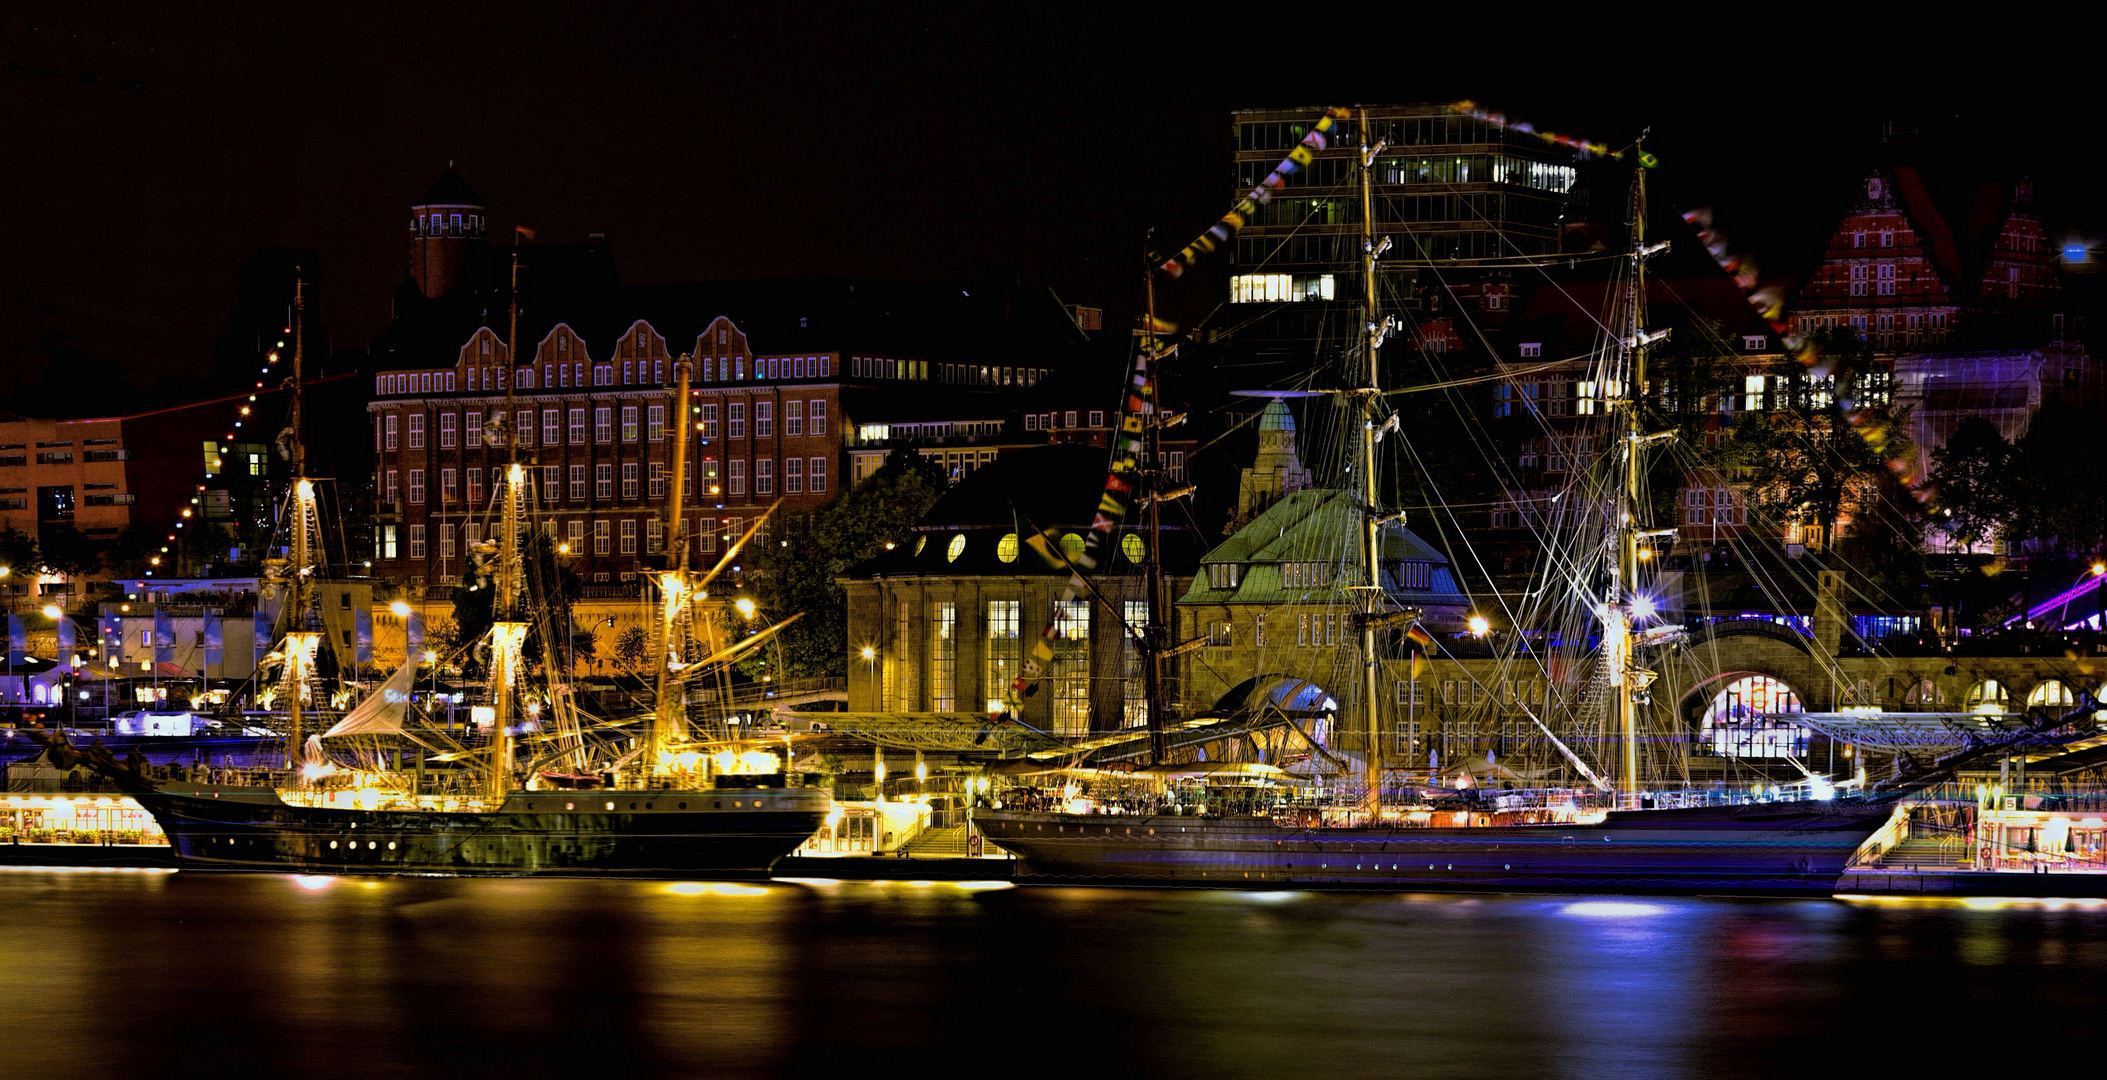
[424,649,439,726]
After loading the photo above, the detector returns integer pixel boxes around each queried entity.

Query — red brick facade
[368,318,842,587]
[1790,169,1961,350]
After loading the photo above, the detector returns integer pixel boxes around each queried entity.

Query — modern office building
[1224,103,1583,364]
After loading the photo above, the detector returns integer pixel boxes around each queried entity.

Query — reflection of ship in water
[77,272,826,876]
[969,108,1901,891]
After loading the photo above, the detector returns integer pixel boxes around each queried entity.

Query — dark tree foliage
[742,449,951,678]
[0,528,39,576]
[38,526,102,578]
[613,626,648,671]
[1724,328,1908,560]
[2008,397,2107,558]
[1928,415,2018,550]
[104,523,170,578]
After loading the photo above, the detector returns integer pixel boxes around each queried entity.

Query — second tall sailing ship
[975,110,1896,893]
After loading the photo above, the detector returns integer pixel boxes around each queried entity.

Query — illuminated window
[2028,680,2075,710]
[1700,675,1806,759]
[984,600,1020,709]
[1965,680,2010,715]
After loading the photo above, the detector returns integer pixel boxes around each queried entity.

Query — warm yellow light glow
[859,646,875,660]
[664,882,768,897]
[42,604,62,619]
[390,601,412,617]
[423,650,437,663]
[558,543,571,554]
[1468,615,1491,637]
[735,597,757,619]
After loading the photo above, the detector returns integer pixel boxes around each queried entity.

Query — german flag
[1405,624,1434,650]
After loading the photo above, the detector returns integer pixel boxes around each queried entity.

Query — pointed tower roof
[418,168,484,208]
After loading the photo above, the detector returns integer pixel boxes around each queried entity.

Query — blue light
[2064,245,2089,263]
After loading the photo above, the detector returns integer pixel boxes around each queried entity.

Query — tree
[742,449,951,678]
[2008,397,2107,558]
[104,523,160,578]
[37,526,102,579]
[1724,328,1909,556]
[613,626,648,671]
[1928,415,2017,551]
[0,528,38,576]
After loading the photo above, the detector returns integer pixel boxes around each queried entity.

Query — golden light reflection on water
[4,873,2107,1078]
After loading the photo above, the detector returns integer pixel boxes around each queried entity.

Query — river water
[4,869,2105,1079]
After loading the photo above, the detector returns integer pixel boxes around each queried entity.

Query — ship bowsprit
[135,783,830,878]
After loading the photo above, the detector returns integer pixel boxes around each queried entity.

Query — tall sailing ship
[973,109,1896,893]
[78,270,827,877]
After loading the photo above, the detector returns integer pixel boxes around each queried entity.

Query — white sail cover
[322,657,419,738]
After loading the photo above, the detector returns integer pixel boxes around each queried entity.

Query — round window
[1059,533,1086,563]
[997,533,1020,563]
[946,533,967,562]
[1122,534,1145,563]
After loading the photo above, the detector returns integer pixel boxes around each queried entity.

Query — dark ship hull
[131,782,829,878]
[976,799,1897,895]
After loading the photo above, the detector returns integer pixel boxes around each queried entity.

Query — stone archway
[1206,674,1340,766]
[1686,673,1811,761]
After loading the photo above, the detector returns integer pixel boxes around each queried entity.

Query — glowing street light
[734,597,757,620]
[390,600,412,618]
[1467,614,1491,638]
[1631,595,1658,620]
[42,604,62,620]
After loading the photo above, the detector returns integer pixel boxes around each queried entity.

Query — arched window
[1902,679,1946,707]
[1965,679,2010,715]
[2027,680,2075,709]
[1700,675,1806,759]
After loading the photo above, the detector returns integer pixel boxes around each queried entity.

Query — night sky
[4,7,2092,408]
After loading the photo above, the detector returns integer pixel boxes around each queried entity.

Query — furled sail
[322,657,419,738]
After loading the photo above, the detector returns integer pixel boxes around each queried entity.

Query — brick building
[367,171,1109,590]
[1789,169,2059,352]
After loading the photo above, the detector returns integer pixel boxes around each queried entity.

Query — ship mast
[282,277,320,776]
[1609,140,1668,804]
[1353,109,1393,816]
[486,245,528,801]
[1140,256,1169,765]
[645,356,694,779]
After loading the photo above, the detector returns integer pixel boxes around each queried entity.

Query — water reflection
[3,873,2107,1078]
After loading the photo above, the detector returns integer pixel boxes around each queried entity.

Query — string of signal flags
[1158,102,1651,282]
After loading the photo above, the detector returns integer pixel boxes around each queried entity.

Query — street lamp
[423,648,439,724]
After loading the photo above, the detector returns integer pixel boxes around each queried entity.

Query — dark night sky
[2,6,2091,403]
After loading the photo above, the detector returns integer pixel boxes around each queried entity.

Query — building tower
[408,169,486,301]
[1234,397,1311,528]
